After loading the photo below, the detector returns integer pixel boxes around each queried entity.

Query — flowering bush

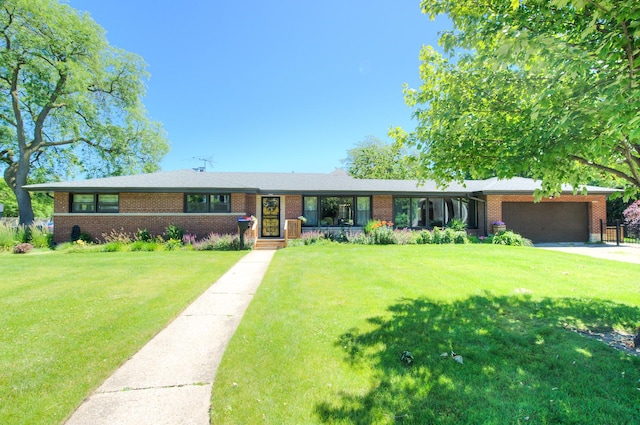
[288,231,332,246]
[623,200,640,236]
[364,219,394,235]
[193,233,248,251]
[492,230,532,246]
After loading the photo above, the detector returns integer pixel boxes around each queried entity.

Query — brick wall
[53,191,254,243]
[284,195,303,219]
[372,195,393,222]
[484,193,608,241]
[120,193,183,213]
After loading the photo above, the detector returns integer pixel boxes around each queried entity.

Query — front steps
[254,239,286,250]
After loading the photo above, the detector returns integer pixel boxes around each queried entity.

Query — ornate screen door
[261,196,281,237]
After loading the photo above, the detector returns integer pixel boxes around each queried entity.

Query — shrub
[102,229,133,244]
[414,230,432,244]
[183,234,197,246]
[135,228,153,242]
[453,230,469,244]
[15,225,28,243]
[13,242,33,254]
[346,232,372,245]
[164,224,184,241]
[0,223,19,250]
[101,242,128,252]
[164,238,183,251]
[130,240,164,251]
[447,218,467,231]
[28,224,52,248]
[56,239,96,253]
[193,233,245,251]
[393,229,414,245]
[370,226,397,245]
[431,227,443,244]
[623,200,640,237]
[492,230,532,246]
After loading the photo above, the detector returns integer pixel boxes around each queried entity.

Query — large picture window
[394,196,477,228]
[302,196,371,226]
[185,194,230,213]
[71,194,119,213]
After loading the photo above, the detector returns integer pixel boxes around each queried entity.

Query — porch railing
[250,219,258,242]
[284,219,301,244]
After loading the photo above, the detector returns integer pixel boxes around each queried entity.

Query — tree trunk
[4,161,34,225]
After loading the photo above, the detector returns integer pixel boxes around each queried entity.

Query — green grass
[0,250,246,425]
[211,244,640,424]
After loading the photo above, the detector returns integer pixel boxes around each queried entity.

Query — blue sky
[69,1,449,173]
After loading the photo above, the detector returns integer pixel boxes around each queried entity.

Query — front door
[261,196,281,237]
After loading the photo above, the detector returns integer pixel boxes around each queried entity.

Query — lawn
[211,244,640,424]
[0,250,246,425]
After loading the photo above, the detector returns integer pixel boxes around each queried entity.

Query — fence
[600,219,640,245]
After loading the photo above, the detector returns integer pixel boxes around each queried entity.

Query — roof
[23,169,619,195]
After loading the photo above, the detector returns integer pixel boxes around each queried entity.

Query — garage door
[502,202,588,243]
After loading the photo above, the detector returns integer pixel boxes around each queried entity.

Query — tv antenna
[192,156,215,172]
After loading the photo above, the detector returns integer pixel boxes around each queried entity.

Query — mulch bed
[564,324,640,356]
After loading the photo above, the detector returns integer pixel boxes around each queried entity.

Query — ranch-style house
[25,169,617,245]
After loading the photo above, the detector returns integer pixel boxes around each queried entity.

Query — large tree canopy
[342,135,417,180]
[0,0,169,224]
[392,0,640,198]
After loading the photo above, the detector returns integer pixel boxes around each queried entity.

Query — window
[97,194,119,213]
[210,194,230,212]
[394,196,477,228]
[185,194,230,213]
[356,197,371,226]
[71,194,119,213]
[302,196,371,226]
[303,197,318,226]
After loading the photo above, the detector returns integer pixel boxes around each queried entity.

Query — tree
[623,200,640,236]
[0,177,52,217]
[0,0,169,225]
[392,0,640,198]
[342,135,417,179]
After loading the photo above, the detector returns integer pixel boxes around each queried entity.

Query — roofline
[475,189,619,195]
[23,186,478,196]
[24,186,618,196]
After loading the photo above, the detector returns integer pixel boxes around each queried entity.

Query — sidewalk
[65,249,276,425]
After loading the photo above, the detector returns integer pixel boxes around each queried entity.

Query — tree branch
[570,154,640,186]
[9,62,25,152]
[0,149,15,165]
[619,20,636,88]
[32,71,67,150]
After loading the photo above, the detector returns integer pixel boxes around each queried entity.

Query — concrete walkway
[65,249,276,425]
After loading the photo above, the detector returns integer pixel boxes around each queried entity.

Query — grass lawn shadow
[316,294,640,424]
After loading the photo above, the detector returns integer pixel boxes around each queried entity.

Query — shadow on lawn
[315,294,640,424]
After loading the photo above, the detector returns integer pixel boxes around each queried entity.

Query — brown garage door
[502,202,588,243]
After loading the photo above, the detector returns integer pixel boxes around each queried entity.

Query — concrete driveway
[535,242,640,264]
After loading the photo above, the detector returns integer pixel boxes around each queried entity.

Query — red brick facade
[53,192,256,243]
[284,195,303,219]
[52,190,609,243]
[372,195,393,222]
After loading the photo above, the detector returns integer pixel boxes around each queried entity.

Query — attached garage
[502,202,589,243]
